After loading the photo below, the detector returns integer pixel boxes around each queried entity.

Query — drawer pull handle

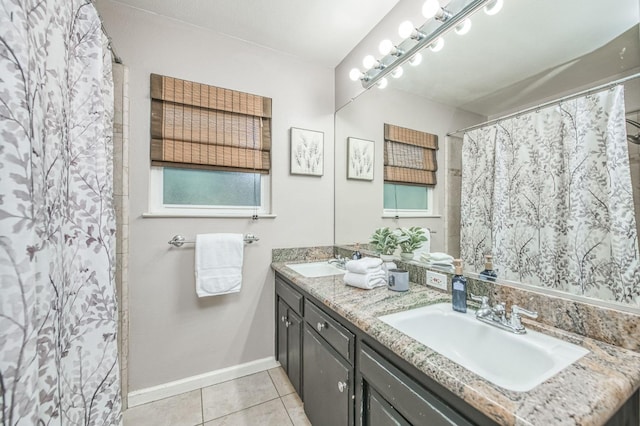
[316,322,327,332]
[337,381,347,393]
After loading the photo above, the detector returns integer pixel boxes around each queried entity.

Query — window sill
[142,212,277,219]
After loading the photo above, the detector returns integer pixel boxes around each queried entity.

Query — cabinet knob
[337,381,347,393]
[285,320,291,328]
[316,322,327,332]
[281,315,287,323]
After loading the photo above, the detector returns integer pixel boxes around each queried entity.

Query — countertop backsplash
[277,245,640,353]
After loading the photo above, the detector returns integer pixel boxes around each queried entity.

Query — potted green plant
[370,227,403,261]
[397,227,428,261]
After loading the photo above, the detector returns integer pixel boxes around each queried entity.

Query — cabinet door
[277,299,289,372]
[287,309,302,396]
[303,324,351,426]
[366,387,410,426]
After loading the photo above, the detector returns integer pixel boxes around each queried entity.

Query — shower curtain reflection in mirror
[461,86,640,305]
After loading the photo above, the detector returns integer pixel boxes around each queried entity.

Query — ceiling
[389,0,640,116]
[111,0,399,67]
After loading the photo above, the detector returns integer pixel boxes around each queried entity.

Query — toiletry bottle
[352,243,362,260]
[479,255,497,281]
[452,259,467,313]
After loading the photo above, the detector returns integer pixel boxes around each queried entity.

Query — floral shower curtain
[461,86,640,305]
[0,0,121,424]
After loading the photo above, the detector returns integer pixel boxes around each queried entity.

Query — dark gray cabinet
[303,299,355,425]
[275,277,303,396]
[303,324,351,426]
[359,343,473,426]
[277,299,302,395]
[366,387,410,426]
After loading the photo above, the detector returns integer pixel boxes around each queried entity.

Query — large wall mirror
[334,0,640,309]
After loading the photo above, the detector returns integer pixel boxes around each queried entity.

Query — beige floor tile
[123,390,202,426]
[203,399,292,426]
[281,393,311,426]
[267,367,295,397]
[201,371,279,421]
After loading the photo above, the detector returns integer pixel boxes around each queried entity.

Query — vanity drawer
[276,277,303,316]
[305,300,354,361]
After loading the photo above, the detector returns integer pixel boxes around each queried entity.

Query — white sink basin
[378,303,589,392]
[286,261,346,278]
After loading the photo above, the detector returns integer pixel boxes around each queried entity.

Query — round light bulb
[349,68,362,82]
[422,0,440,19]
[391,66,404,79]
[484,0,503,15]
[379,39,394,55]
[409,53,422,66]
[398,20,415,39]
[455,18,472,35]
[429,37,445,52]
[362,54,377,69]
[377,77,388,89]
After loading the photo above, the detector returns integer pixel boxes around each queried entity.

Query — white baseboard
[127,356,279,407]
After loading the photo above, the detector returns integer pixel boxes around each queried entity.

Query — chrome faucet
[328,255,347,269]
[470,294,538,334]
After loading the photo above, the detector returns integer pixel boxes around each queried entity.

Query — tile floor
[124,368,311,426]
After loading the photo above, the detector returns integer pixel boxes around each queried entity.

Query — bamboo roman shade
[384,123,438,186]
[150,74,272,173]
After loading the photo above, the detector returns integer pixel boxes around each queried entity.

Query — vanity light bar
[361,0,494,89]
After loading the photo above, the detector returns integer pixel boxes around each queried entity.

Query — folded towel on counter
[423,262,454,272]
[195,233,243,297]
[343,271,387,290]
[420,252,454,263]
[345,257,383,274]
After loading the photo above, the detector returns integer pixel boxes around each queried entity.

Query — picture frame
[347,137,375,181]
[290,127,324,176]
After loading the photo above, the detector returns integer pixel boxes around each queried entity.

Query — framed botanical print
[290,127,324,176]
[347,137,374,181]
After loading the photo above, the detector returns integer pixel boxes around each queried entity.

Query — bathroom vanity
[272,256,640,426]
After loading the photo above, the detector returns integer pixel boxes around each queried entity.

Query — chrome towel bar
[168,234,259,247]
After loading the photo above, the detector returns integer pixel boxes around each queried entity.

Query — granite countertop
[272,261,640,426]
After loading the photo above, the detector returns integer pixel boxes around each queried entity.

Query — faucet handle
[510,305,538,331]
[511,305,538,319]
[470,293,490,309]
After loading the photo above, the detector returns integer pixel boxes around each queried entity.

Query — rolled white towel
[420,252,454,263]
[345,257,383,274]
[343,271,387,290]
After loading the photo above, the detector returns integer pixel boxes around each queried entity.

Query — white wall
[96,1,335,392]
[334,87,484,248]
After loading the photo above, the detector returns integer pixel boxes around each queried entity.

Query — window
[383,123,438,216]
[147,74,272,216]
[383,183,433,216]
[150,167,270,216]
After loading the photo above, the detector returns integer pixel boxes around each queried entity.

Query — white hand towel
[345,257,383,274]
[343,271,387,290]
[195,233,243,297]
[412,228,431,261]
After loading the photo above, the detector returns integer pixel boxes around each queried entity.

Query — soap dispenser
[479,255,498,281]
[452,259,467,313]
[352,243,362,260]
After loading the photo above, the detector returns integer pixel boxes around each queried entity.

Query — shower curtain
[461,86,640,305]
[0,1,121,424]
